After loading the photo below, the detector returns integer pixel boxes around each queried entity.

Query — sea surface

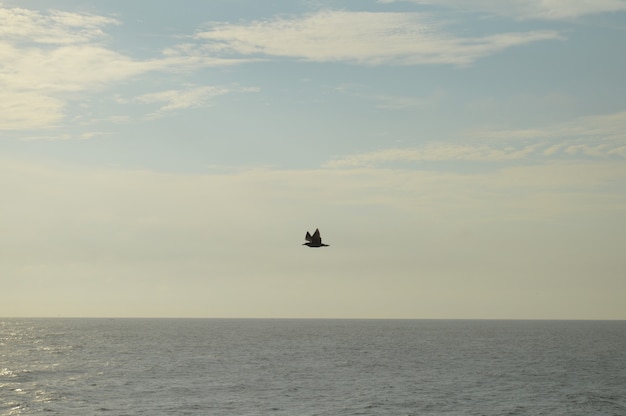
[1,319,625,415]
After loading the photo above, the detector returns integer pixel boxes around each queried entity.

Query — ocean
[1,319,625,415]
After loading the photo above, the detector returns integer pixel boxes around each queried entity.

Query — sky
[1,0,625,319]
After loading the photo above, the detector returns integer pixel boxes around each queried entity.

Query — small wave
[567,391,626,413]
[0,368,15,378]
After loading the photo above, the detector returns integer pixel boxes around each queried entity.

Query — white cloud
[136,86,231,119]
[0,5,139,131]
[0,4,242,132]
[0,5,119,44]
[327,109,626,168]
[372,95,431,110]
[477,109,626,145]
[379,0,626,20]
[0,42,154,131]
[134,85,259,119]
[337,85,447,110]
[194,10,562,65]
[0,91,64,130]
[0,4,567,133]
[3,44,150,92]
[325,144,542,167]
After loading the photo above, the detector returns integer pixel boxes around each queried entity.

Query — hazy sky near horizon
[2,0,625,319]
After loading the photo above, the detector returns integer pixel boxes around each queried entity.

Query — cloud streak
[0,91,64,130]
[326,109,626,167]
[379,0,626,20]
[136,86,232,119]
[0,4,565,132]
[0,5,119,44]
[0,5,241,132]
[325,144,542,167]
[194,10,562,66]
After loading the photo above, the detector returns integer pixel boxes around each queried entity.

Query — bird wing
[305,231,313,242]
[311,228,322,245]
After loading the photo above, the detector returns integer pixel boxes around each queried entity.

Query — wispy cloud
[325,144,543,168]
[194,10,562,66]
[136,86,230,119]
[475,110,626,143]
[0,5,119,44]
[135,85,258,119]
[379,0,626,20]
[372,94,438,110]
[337,84,447,110]
[0,4,242,132]
[0,5,119,130]
[0,91,64,130]
[326,109,626,167]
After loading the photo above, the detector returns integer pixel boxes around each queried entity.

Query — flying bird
[303,228,329,247]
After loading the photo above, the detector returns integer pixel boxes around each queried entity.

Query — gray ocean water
[1,319,625,415]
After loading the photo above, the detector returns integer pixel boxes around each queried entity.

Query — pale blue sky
[1,1,625,318]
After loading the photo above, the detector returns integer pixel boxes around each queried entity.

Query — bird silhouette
[303,228,329,247]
